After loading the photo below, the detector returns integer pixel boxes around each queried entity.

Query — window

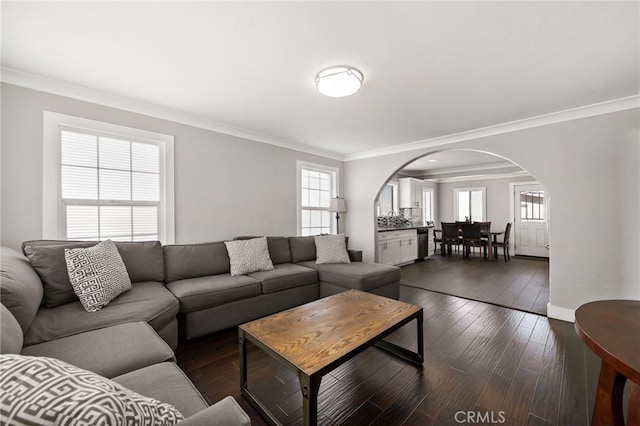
[297,162,338,236]
[454,187,485,222]
[44,112,175,243]
[520,191,545,221]
[423,189,434,222]
[377,182,398,216]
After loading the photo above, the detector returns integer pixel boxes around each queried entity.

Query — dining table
[434,227,504,261]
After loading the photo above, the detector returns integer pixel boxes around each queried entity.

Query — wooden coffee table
[239,290,423,426]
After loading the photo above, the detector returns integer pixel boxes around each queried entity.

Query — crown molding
[423,170,530,184]
[0,67,343,161]
[3,67,637,164]
[344,94,640,162]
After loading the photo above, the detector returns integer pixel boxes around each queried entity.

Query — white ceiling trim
[424,171,530,184]
[407,161,516,176]
[344,95,640,162]
[2,66,637,164]
[0,67,343,161]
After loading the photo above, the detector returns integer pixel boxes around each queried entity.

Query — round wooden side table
[574,300,640,426]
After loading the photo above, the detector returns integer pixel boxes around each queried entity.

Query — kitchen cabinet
[399,178,423,209]
[377,229,417,266]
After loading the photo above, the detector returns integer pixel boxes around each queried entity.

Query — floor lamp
[329,197,347,234]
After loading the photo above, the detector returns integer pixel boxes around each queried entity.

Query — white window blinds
[60,130,161,241]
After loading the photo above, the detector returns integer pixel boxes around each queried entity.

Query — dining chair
[433,229,443,255]
[441,222,462,256]
[461,222,487,260]
[493,222,512,262]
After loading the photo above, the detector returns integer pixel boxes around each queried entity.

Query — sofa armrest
[347,249,363,262]
[178,396,251,426]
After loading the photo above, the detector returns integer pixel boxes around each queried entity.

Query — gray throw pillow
[65,240,132,313]
[314,234,351,264]
[0,354,184,425]
[224,237,274,276]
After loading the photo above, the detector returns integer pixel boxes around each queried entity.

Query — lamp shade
[329,197,347,213]
[316,66,363,97]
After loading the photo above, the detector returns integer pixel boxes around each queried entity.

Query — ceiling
[2,1,639,162]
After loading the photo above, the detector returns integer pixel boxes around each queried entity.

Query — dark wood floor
[402,253,549,315]
[176,286,600,426]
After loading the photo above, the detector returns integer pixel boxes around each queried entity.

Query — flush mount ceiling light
[315,66,363,97]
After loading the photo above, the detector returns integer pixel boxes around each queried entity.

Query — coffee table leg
[239,330,248,392]
[299,373,321,426]
[417,310,424,362]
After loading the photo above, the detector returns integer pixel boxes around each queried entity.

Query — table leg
[299,373,321,426]
[487,234,494,261]
[628,382,640,426]
[239,329,247,392]
[592,361,626,426]
[417,310,424,362]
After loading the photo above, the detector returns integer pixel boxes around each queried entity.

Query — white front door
[514,184,549,257]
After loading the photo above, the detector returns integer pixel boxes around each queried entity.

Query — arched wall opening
[372,148,550,314]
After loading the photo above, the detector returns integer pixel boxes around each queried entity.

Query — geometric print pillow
[314,234,351,264]
[64,239,132,313]
[0,354,184,426]
[224,237,274,276]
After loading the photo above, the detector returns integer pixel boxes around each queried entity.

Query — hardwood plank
[175,282,596,426]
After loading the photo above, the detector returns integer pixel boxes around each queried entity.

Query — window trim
[296,161,339,236]
[423,188,434,223]
[454,186,486,222]
[43,111,175,243]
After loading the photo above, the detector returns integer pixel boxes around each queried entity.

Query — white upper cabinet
[399,178,423,209]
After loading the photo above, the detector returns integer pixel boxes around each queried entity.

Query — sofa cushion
[235,236,292,265]
[289,236,317,263]
[0,355,184,425]
[0,247,44,333]
[224,237,274,276]
[298,261,401,292]
[166,274,261,313]
[21,322,174,378]
[22,240,164,308]
[249,263,318,294]
[314,234,351,264]
[0,304,23,354]
[23,241,94,308]
[112,362,208,418]
[163,242,230,283]
[23,281,179,346]
[65,239,132,312]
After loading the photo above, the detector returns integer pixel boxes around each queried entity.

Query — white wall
[0,83,343,250]
[344,109,640,321]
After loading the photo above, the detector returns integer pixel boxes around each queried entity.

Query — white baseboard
[547,303,575,322]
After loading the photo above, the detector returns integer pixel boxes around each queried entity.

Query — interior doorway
[376,149,551,316]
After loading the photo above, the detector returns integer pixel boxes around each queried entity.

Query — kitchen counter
[378,225,434,232]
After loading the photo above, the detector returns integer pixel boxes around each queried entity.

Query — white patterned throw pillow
[0,354,184,426]
[224,237,274,276]
[315,234,351,264]
[64,239,132,313]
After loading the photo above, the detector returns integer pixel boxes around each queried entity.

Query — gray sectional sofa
[0,246,250,425]
[164,236,400,340]
[0,235,400,425]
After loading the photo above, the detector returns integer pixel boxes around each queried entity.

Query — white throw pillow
[64,239,132,313]
[314,234,351,264]
[224,237,274,276]
[0,354,184,426]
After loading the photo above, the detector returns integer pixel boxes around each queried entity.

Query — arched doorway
[374,149,550,316]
